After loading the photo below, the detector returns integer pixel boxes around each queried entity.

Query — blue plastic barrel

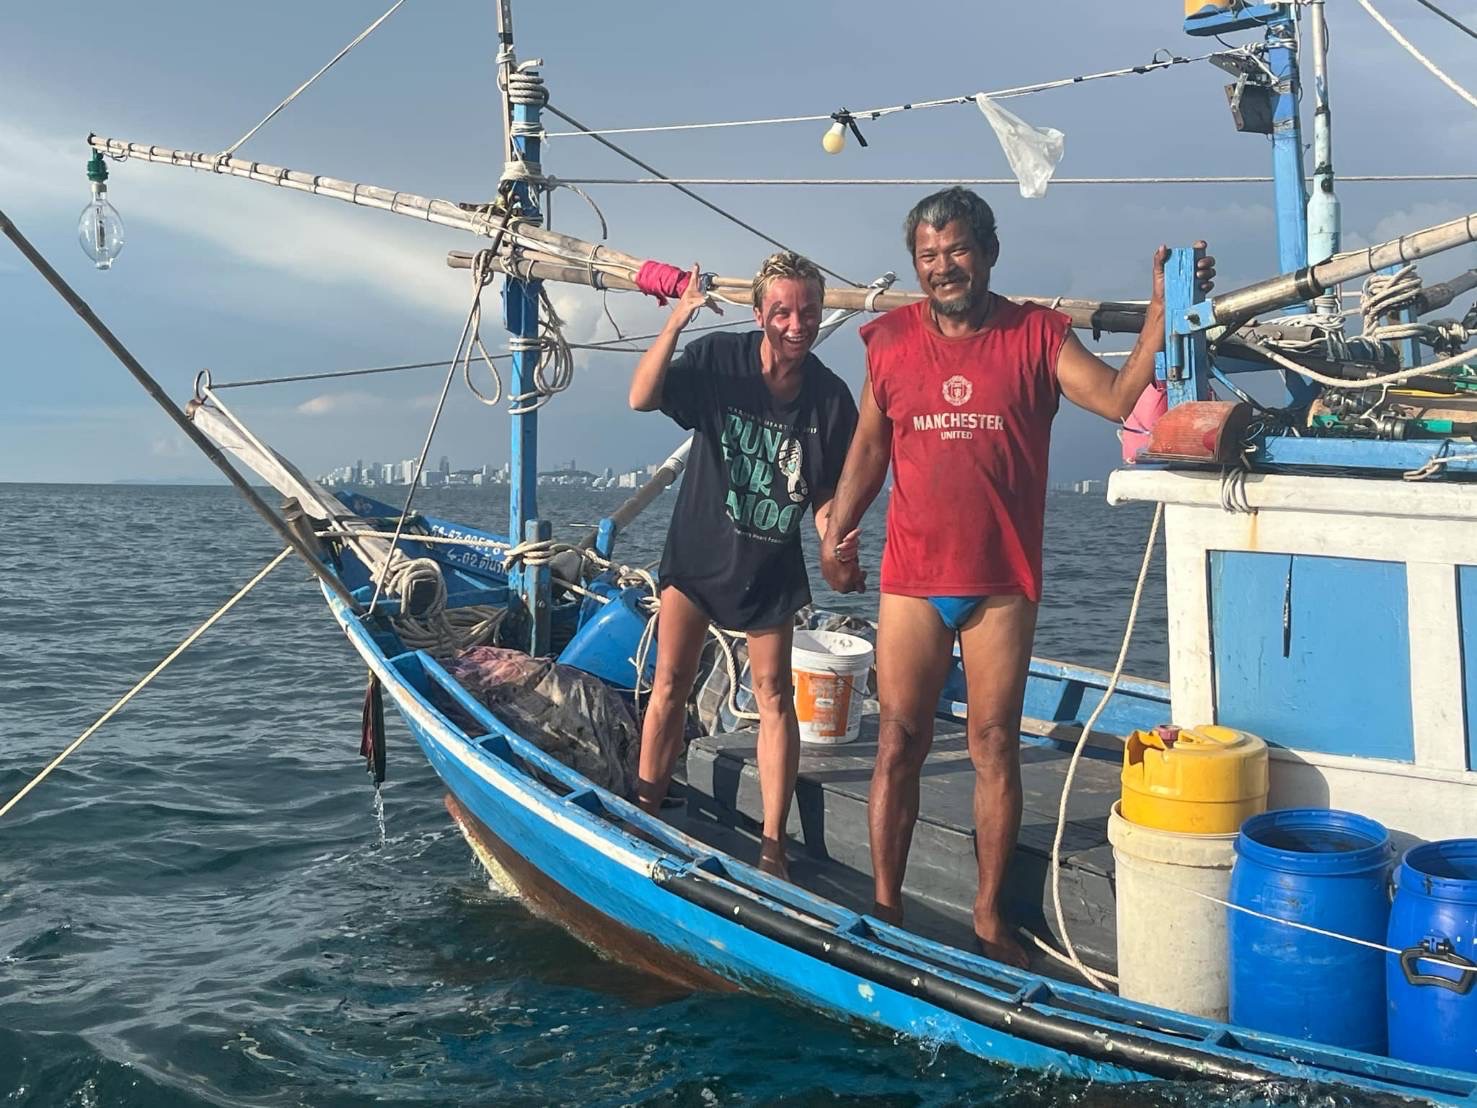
[556,587,654,691]
[1387,839,1477,1072]
[1229,808,1393,1052]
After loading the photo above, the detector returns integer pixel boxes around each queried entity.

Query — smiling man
[819,187,1213,966]
[629,252,859,879]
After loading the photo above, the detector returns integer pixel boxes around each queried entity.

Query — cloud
[294,391,385,416]
[0,118,463,318]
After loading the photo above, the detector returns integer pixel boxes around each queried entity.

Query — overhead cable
[1410,0,1477,42]
[542,104,859,286]
[1357,0,1477,110]
[549,173,1477,187]
[542,51,1213,139]
[220,0,409,157]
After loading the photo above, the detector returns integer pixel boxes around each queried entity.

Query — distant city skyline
[316,453,668,491]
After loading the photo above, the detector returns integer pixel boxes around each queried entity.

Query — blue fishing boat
[6,0,1477,1101]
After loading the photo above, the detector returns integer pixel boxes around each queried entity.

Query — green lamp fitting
[86,151,109,184]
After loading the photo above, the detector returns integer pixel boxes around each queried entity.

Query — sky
[3,1,1476,484]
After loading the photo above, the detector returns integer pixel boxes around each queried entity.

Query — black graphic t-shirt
[658,331,858,631]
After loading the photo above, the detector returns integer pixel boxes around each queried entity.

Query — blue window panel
[1209,552,1413,762]
[1456,567,1477,771]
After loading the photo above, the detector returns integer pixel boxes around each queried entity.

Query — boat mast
[496,0,553,655]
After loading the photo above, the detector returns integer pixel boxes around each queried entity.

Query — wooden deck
[679,714,1123,982]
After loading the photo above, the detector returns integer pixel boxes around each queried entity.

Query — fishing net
[438,646,641,799]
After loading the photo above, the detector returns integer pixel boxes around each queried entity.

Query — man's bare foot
[758,836,790,881]
[871,900,904,927]
[974,909,1030,969]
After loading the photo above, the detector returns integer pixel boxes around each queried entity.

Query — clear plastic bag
[973,95,1065,199]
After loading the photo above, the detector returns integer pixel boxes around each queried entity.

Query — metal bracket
[1165,245,1211,408]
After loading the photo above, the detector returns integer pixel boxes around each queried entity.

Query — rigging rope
[542,51,1212,138]
[546,173,1477,187]
[208,320,753,392]
[1240,333,1475,390]
[219,0,409,157]
[1357,0,1477,111]
[1410,0,1477,41]
[367,236,508,614]
[542,103,859,287]
[0,547,292,822]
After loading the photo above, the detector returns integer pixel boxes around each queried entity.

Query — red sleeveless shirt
[861,297,1070,601]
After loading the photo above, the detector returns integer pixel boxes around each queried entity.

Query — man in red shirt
[819,187,1213,966]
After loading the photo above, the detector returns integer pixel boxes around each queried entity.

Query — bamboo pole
[1210,211,1477,326]
[88,133,1153,333]
[446,249,1153,334]
[88,135,501,238]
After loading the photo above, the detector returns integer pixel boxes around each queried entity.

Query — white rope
[1242,333,1476,390]
[367,239,502,614]
[1020,928,1120,985]
[318,528,510,553]
[0,547,292,821]
[461,248,506,407]
[219,0,408,157]
[1357,0,1477,111]
[1403,449,1477,481]
[1047,503,1163,991]
[1154,873,1474,973]
[392,605,507,659]
[1361,265,1473,355]
[546,174,1477,187]
[542,103,859,287]
[542,52,1211,138]
[506,289,576,415]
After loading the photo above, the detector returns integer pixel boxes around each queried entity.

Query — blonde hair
[752,251,825,310]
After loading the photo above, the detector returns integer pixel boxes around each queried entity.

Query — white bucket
[791,629,873,745]
[1106,800,1238,1019]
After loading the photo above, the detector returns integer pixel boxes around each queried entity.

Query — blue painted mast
[497,0,552,655]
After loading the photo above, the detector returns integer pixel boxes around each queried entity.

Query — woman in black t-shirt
[628,252,859,879]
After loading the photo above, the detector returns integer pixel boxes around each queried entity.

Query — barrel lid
[1138,724,1265,754]
[1122,724,1269,810]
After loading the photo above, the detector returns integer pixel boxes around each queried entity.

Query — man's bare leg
[635,587,711,816]
[957,594,1038,968]
[869,592,956,924]
[746,622,800,880]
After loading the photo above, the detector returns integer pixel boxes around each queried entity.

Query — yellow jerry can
[1121,724,1269,834]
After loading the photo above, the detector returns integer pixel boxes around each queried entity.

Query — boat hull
[328,589,1477,1103]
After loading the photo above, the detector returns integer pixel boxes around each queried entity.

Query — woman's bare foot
[974,909,1029,969]
[758,836,790,881]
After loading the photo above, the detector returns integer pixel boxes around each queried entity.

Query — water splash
[371,784,386,848]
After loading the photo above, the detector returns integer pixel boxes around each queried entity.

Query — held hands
[671,263,723,330]
[820,527,867,594]
[1150,241,1217,305]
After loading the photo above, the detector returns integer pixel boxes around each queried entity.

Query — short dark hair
[904,187,998,256]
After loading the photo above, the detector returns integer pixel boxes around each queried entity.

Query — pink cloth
[635,260,692,306]
[1120,380,1168,464]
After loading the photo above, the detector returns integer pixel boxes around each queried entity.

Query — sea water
[2,483,1380,1105]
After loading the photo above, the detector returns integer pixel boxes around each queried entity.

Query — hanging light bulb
[78,151,124,270]
[821,119,847,155]
[821,110,867,156]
